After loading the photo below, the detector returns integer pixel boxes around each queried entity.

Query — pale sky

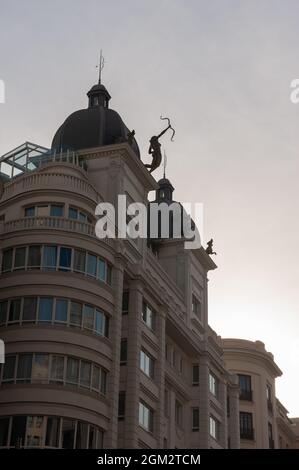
[0,0,299,415]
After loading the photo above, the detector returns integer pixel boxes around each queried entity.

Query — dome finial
[96,50,105,85]
[163,150,167,178]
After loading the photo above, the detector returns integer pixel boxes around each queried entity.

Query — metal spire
[96,50,105,84]
[163,150,167,178]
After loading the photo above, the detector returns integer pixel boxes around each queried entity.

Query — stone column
[169,388,177,448]
[228,378,240,449]
[155,307,166,448]
[218,379,228,448]
[124,278,143,448]
[198,354,210,448]
[104,255,125,448]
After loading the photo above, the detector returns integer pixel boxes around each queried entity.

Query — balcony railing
[240,389,253,401]
[240,429,255,440]
[3,216,96,237]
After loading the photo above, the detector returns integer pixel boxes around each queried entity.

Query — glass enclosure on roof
[0,142,85,181]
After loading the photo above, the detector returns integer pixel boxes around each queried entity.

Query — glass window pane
[80,361,91,388]
[50,356,64,383]
[0,301,8,325]
[26,416,44,447]
[42,246,57,271]
[45,417,60,448]
[10,416,27,448]
[23,297,37,322]
[68,208,78,220]
[97,259,106,281]
[61,418,76,449]
[92,366,100,391]
[70,302,82,326]
[66,358,79,385]
[55,299,68,322]
[2,249,13,272]
[17,354,32,382]
[25,206,35,217]
[0,417,9,447]
[32,354,49,383]
[83,305,94,330]
[9,299,21,322]
[74,250,85,272]
[3,355,16,383]
[50,205,63,217]
[59,247,72,271]
[87,254,97,277]
[38,298,53,322]
[95,310,104,335]
[88,426,97,449]
[75,422,88,449]
[100,369,107,395]
[14,247,26,269]
[28,246,41,268]
[78,212,87,222]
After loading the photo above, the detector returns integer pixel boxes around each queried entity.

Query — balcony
[240,429,255,440]
[240,389,253,401]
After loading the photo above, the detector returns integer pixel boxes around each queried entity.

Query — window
[14,247,26,269]
[42,246,57,270]
[2,356,16,383]
[122,291,129,315]
[17,354,32,383]
[50,205,63,217]
[70,302,82,327]
[87,254,97,277]
[192,295,201,320]
[142,302,155,330]
[192,408,199,432]
[45,417,60,447]
[268,422,274,448]
[2,249,13,272]
[192,364,199,386]
[0,301,8,325]
[120,339,127,365]
[140,350,154,378]
[8,299,21,322]
[209,373,218,397]
[139,402,153,432]
[74,250,85,273]
[61,419,76,449]
[266,384,273,412]
[175,400,183,427]
[209,416,219,440]
[95,309,108,337]
[238,374,252,401]
[66,358,79,385]
[55,299,68,322]
[28,245,41,268]
[97,259,106,281]
[50,356,64,384]
[32,354,49,383]
[83,305,94,330]
[38,298,53,322]
[0,418,9,446]
[69,207,78,219]
[10,416,27,447]
[25,206,35,217]
[118,392,126,419]
[80,361,91,388]
[23,297,37,322]
[239,412,254,440]
[59,247,72,271]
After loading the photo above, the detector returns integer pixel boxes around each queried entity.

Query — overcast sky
[1,0,299,416]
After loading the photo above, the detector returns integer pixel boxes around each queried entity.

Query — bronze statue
[146,116,175,173]
[206,239,217,255]
[127,129,136,146]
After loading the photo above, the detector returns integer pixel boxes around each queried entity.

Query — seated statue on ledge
[206,239,217,255]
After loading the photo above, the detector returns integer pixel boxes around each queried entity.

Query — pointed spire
[97,50,105,85]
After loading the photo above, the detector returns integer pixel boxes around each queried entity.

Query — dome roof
[51,82,140,157]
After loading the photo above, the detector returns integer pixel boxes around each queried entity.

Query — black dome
[51,83,140,157]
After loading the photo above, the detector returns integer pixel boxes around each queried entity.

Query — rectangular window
[92,365,100,391]
[240,412,254,440]
[87,254,97,277]
[66,358,79,385]
[50,205,63,217]
[28,245,41,268]
[268,422,274,448]
[142,301,155,330]
[74,250,86,273]
[209,416,219,440]
[175,400,183,427]
[61,418,76,449]
[59,247,72,271]
[97,259,106,281]
[55,299,68,322]
[140,350,154,378]
[120,339,127,364]
[68,207,78,220]
[101,370,107,395]
[209,373,218,397]
[2,355,16,383]
[118,392,126,419]
[80,361,91,388]
[2,249,13,272]
[38,298,53,322]
[23,297,37,322]
[0,301,8,325]
[42,246,57,270]
[17,354,32,382]
[192,295,202,320]
[0,417,9,446]
[10,416,27,448]
[78,212,87,222]
[45,417,60,447]
[192,364,199,386]
[83,304,94,330]
[25,206,35,217]
[192,408,199,431]
[14,247,26,269]
[8,299,21,322]
[50,356,64,384]
[139,401,153,432]
[70,302,82,327]
[75,421,88,449]
[32,354,49,383]
[95,309,108,336]
[238,374,252,401]
[122,291,129,315]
